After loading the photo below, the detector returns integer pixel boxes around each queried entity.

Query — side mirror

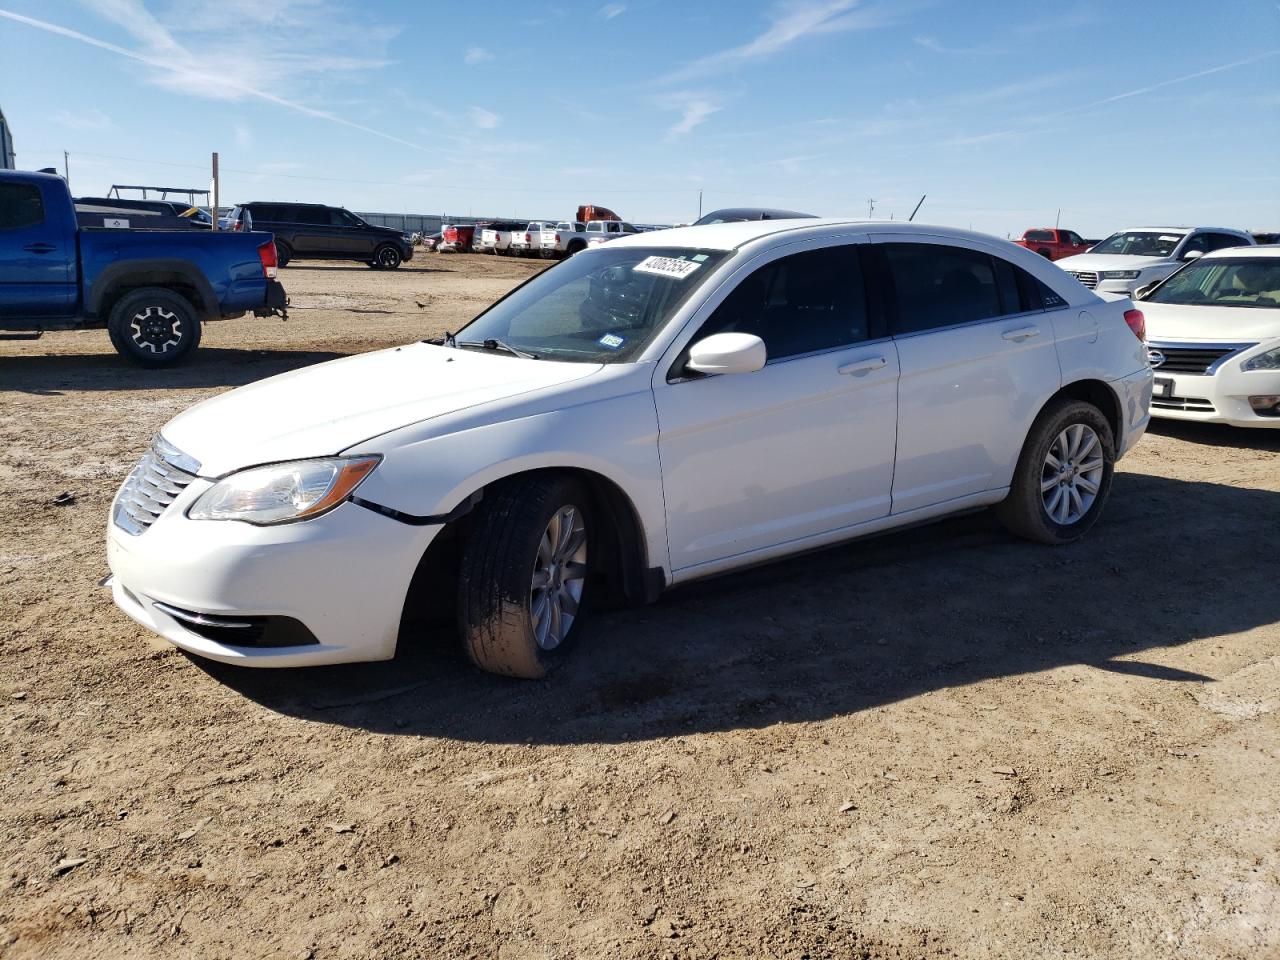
[1134,281,1158,301]
[685,333,767,376]
[1182,249,1203,261]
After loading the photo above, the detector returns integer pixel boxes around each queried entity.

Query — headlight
[1242,347,1280,372]
[188,456,380,524]
[1100,270,1141,280]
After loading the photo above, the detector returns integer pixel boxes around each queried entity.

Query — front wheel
[372,244,403,269]
[457,475,593,678]
[996,399,1115,545]
[107,287,202,367]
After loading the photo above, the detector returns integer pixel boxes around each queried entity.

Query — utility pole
[1055,208,1061,228]
[210,152,220,232]
[63,150,69,185]
[866,198,877,218]
[698,189,703,220]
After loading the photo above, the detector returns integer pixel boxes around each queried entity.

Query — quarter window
[0,183,45,230]
[694,246,869,361]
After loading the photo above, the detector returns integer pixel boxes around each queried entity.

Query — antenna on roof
[908,194,926,222]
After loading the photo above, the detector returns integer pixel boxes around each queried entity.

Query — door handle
[23,243,57,254]
[837,355,888,376]
[1001,325,1040,342]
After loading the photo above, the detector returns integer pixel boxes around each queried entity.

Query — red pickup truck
[1013,228,1092,260]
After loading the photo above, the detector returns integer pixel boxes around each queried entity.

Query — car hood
[1056,253,1173,271]
[161,343,602,476]
[1142,302,1280,343]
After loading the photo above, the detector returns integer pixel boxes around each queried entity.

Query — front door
[654,241,899,574]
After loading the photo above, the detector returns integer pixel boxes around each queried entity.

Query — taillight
[257,239,278,279]
[525,233,532,243]
[1123,308,1145,341]
[555,233,561,243]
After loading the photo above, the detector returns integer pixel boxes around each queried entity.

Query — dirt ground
[2,251,1279,960]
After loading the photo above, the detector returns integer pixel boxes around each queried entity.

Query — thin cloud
[913,35,995,55]
[663,93,721,140]
[464,46,493,64]
[54,108,112,131]
[469,106,502,130]
[599,3,626,18]
[661,0,899,83]
[0,7,427,151]
[234,124,253,148]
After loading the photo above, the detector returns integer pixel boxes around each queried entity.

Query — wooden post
[211,152,220,231]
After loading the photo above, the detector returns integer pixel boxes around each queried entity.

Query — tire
[995,398,1115,545]
[107,287,202,367]
[275,241,292,267]
[1037,248,1052,259]
[372,244,403,269]
[457,474,593,679]
[566,240,586,257]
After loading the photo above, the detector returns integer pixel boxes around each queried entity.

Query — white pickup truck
[510,221,557,257]
[479,221,521,255]
[543,219,641,258]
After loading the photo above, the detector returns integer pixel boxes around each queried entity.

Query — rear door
[654,238,900,573]
[0,179,77,320]
[870,235,1060,513]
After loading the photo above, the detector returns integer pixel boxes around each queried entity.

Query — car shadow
[283,264,457,274]
[0,347,350,394]
[201,472,1278,745]
[1146,418,1280,452]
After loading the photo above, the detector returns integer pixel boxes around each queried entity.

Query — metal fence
[356,212,555,235]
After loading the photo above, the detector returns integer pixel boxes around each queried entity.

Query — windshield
[1091,231,1184,257]
[1147,258,1280,309]
[455,246,730,362]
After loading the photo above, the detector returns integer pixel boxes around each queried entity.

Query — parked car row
[225,201,415,269]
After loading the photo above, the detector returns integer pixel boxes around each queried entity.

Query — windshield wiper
[457,338,539,359]
[424,330,458,348]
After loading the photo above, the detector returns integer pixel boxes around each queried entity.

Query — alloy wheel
[129,306,182,354]
[1040,423,1104,525]
[530,505,587,650]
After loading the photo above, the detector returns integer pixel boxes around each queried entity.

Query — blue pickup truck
[0,170,286,366]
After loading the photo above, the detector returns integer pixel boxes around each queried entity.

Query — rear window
[0,183,45,230]
[1024,230,1054,242]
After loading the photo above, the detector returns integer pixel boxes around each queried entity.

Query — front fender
[346,391,669,576]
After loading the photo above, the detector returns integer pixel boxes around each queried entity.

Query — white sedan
[1141,245,1280,427]
[106,220,1152,678]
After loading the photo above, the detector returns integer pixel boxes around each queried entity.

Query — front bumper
[106,485,441,667]
[1149,365,1280,428]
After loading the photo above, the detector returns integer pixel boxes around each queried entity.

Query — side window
[1067,231,1084,245]
[1180,234,1210,258]
[1206,232,1247,253]
[694,246,869,361]
[882,243,1003,334]
[0,183,45,229]
[297,207,328,226]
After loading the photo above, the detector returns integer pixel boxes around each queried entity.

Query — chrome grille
[1147,343,1251,375]
[1152,395,1215,413]
[112,438,200,536]
[1066,270,1098,289]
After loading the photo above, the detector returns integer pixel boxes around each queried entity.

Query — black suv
[226,202,413,269]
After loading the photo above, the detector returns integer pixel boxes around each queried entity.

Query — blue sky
[1,0,1277,236]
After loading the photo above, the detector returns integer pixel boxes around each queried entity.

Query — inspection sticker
[598,333,625,350]
[633,256,701,279]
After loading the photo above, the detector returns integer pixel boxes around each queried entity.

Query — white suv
[1057,226,1253,295]
[107,221,1152,678]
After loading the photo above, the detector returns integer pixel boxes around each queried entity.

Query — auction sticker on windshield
[633,256,701,280]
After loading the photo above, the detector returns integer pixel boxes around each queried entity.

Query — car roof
[697,207,817,222]
[1115,226,1247,234]
[1203,244,1279,259]
[605,218,1015,252]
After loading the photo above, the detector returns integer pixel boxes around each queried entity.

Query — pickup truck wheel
[566,240,586,257]
[275,241,292,267]
[1037,248,1052,259]
[107,288,202,367]
[996,399,1114,545]
[372,245,402,269]
[457,474,593,679]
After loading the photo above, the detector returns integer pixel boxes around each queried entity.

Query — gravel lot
[2,252,1278,960]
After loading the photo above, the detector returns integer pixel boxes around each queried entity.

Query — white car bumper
[1112,365,1154,457]
[107,488,440,666]
[1149,346,1280,428]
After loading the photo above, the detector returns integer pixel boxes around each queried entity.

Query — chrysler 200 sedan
[107,220,1153,678]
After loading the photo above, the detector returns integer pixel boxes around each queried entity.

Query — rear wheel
[996,399,1114,545]
[107,287,202,367]
[457,474,593,679]
[372,244,403,269]
[566,240,586,257]
[275,241,292,267]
